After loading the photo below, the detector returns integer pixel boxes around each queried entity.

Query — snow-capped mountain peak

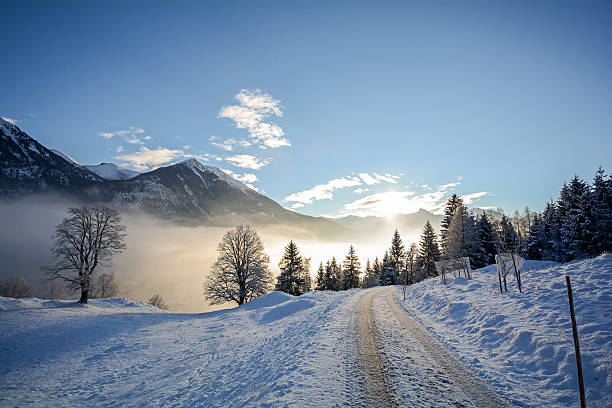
[85,163,140,181]
[178,158,253,194]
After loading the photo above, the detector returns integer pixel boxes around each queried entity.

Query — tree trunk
[79,288,89,304]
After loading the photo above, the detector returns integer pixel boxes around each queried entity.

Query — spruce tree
[558,176,591,260]
[275,240,308,296]
[342,245,361,290]
[445,203,481,261]
[388,229,405,283]
[418,221,441,276]
[591,167,612,255]
[361,259,378,288]
[404,242,418,284]
[440,194,463,254]
[329,257,342,291]
[475,213,498,267]
[379,251,396,285]
[315,262,325,290]
[497,214,519,253]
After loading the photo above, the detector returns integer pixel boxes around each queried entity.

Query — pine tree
[379,251,396,285]
[361,259,379,288]
[342,245,361,290]
[524,213,544,260]
[315,262,325,290]
[403,242,418,284]
[417,221,441,276]
[388,229,405,283]
[475,213,498,267]
[275,241,307,295]
[329,257,342,291]
[445,203,481,261]
[440,194,463,254]
[558,176,591,260]
[497,214,519,253]
[591,167,612,255]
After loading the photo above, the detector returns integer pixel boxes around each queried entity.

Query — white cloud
[115,146,183,171]
[183,152,211,162]
[284,176,362,205]
[99,126,147,145]
[437,182,461,191]
[1,117,17,124]
[225,154,270,170]
[461,191,489,204]
[221,169,258,183]
[324,179,492,218]
[218,89,290,149]
[291,203,305,209]
[116,146,124,153]
[354,188,370,194]
[359,172,399,185]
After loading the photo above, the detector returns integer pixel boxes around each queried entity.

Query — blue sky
[1,0,611,218]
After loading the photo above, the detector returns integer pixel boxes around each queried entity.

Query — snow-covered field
[1,255,610,407]
[0,291,370,407]
[397,254,612,407]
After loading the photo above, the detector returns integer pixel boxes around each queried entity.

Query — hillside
[397,254,612,407]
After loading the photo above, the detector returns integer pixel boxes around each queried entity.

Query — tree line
[203,167,611,303]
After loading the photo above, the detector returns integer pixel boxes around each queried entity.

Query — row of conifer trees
[274,167,611,294]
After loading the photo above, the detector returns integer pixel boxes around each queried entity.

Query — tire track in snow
[357,288,399,407]
[383,287,510,408]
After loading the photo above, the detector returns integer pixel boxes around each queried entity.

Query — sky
[1,0,611,218]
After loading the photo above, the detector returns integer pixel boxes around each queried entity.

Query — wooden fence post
[566,275,586,408]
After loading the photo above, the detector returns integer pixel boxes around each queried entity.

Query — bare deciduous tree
[203,225,273,306]
[90,272,119,299]
[43,206,126,304]
[0,276,34,298]
[148,294,168,310]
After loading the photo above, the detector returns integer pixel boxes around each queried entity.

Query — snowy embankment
[396,254,612,408]
[0,291,367,407]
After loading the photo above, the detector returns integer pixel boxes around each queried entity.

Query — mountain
[85,163,140,180]
[0,118,101,197]
[0,120,347,237]
[50,148,140,180]
[334,209,443,239]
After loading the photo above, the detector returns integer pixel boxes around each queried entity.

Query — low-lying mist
[0,196,422,312]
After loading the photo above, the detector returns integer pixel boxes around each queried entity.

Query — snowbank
[397,254,612,407]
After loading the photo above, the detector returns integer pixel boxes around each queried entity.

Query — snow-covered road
[360,287,507,407]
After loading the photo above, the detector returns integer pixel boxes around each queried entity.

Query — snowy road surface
[0,288,508,407]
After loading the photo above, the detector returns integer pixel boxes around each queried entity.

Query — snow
[85,163,140,180]
[396,254,612,407]
[1,257,610,407]
[0,291,369,407]
[179,158,254,194]
[50,149,82,166]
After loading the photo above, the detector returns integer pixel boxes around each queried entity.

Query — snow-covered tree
[379,251,396,286]
[474,213,498,267]
[0,276,34,298]
[43,206,127,304]
[417,221,441,276]
[275,240,310,296]
[389,229,405,281]
[591,167,612,255]
[203,225,273,306]
[342,245,361,290]
[361,259,379,288]
[328,257,342,291]
[315,262,325,290]
[444,203,481,261]
[497,214,519,253]
[90,271,118,298]
[402,242,418,285]
[440,194,463,254]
